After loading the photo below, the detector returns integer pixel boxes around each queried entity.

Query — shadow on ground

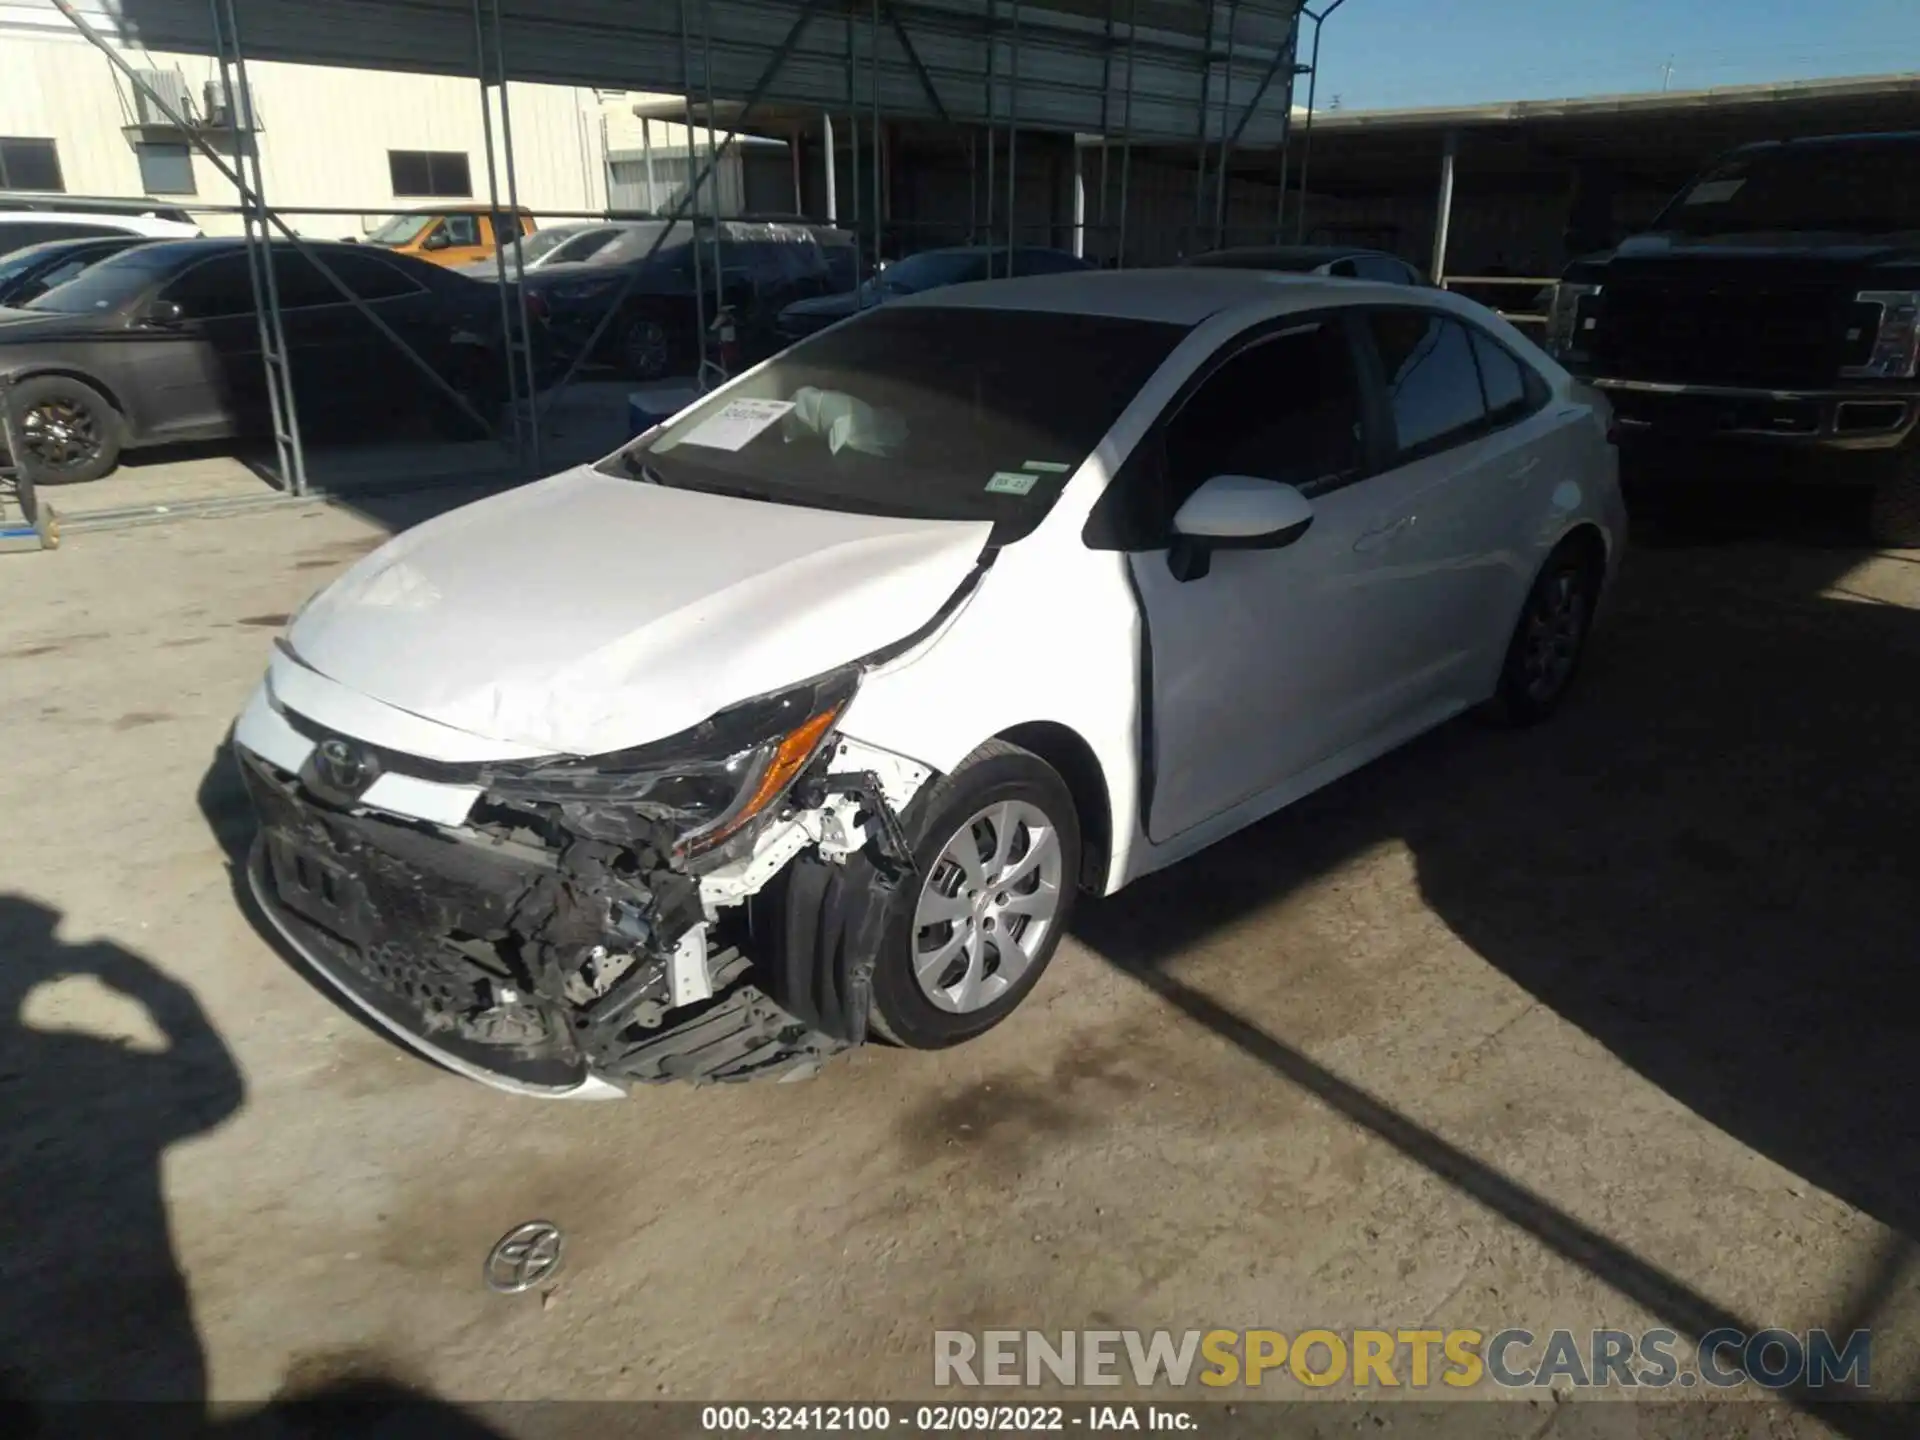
[0,895,514,1436]
[1075,477,1920,1425]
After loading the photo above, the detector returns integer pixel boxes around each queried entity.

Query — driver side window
[442,214,480,247]
[1161,320,1366,526]
[160,255,257,318]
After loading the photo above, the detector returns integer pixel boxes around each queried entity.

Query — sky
[1305,0,1920,112]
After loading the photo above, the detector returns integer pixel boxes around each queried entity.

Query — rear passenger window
[1468,328,1531,420]
[1368,311,1487,453]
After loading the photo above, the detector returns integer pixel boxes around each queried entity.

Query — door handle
[1353,514,1415,553]
[1508,456,1542,480]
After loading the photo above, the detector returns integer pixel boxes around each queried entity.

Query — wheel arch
[995,720,1112,895]
[8,365,129,424]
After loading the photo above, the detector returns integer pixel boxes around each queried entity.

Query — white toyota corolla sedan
[232,268,1623,1097]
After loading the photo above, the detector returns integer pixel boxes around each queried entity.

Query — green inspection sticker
[986,471,1039,495]
[1023,460,1071,473]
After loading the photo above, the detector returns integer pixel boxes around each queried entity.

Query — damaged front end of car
[239,663,931,1096]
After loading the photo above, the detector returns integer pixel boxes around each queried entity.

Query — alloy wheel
[21,399,100,475]
[912,800,1065,1014]
[622,320,670,379]
[1520,568,1589,703]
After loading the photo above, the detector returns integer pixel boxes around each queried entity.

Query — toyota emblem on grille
[485,1220,564,1293]
[311,736,378,797]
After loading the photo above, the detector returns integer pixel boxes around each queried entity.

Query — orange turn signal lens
[690,701,846,851]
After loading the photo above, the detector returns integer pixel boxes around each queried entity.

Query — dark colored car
[1544,131,1920,545]
[775,245,1094,342]
[524,219,843,381]
[0,237,529,483]
[1183,244,1426,285]
[0,235,151,308]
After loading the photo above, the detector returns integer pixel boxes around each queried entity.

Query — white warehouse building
[0,1,755,239]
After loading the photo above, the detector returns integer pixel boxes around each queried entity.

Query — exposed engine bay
[238,694,931,1095]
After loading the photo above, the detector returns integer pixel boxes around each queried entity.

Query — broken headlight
[482,667,859,858]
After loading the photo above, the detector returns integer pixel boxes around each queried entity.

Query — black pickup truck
[1544,132,1920,544]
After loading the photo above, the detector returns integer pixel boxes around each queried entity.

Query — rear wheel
[7,374,123,484]
[1485,538,1602,725]
[620,316,673,381]
[868,741,1082,1049]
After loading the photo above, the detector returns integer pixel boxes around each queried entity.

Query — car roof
[0,234,147,263]
[895,267,1437,326]
[0,210,195,236]
[1186,244,1391,269]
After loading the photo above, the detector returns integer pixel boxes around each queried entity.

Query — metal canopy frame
[46,0,1309,498]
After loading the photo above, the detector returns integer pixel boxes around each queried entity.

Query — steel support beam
[534,0,827,421]
[1291,0,1343,243]
[1432,130,1458,285]
[1116,0,1138,268]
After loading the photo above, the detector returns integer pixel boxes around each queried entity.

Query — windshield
[0,246,53,290]
[25,248,178,313]
[1653,144,1920,237]
[367,213,436,246]
[611,306,1184,544]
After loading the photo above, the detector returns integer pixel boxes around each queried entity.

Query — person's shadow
[0,895,245,1412]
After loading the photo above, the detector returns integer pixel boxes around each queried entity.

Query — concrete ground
[2,479,1917,1436]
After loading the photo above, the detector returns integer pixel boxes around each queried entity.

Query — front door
[1127,315,1390,842]
[139,252,262,439]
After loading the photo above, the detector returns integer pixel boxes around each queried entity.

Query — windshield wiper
[616,450,666,485]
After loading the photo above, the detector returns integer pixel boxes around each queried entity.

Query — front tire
[7,374,123,484]
[868,740,1083,1049]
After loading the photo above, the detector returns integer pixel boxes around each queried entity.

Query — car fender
[838,534,1144,896]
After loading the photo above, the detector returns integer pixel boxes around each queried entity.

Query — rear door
[1347,307,1548,710]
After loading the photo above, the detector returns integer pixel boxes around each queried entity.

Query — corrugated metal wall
[58,0,1301,146]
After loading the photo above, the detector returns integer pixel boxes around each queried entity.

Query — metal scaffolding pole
[1431,130,1458,285]
[847,2,862,290]
[527,4,824,427]
[701,0,726,382]
[1191,0,1216,255]
[54,0,498,489]
[823,111,837,222]
[475,0,527,464]
[1005,0,1020,268]
[1097,0,1114,241]
[984,0,996,245]
[872,0,882,269]
[679,0,710,388]
[488,0,540,466]
[210,0,304,495]
[1116,0,1138,268]
[1212,0,1239,248]
[642,116,659,211]
[1292,0,1344,243]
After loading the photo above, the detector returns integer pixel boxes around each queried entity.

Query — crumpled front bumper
[236,720,921,1097]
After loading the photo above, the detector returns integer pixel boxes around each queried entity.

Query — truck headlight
[483,667,858,858]
[1545,282,1602,362]
[1842,291,1920,380]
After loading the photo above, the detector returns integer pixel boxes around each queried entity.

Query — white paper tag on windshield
[680,398,795,451]
[1684,178,1746,206]
[1023,459,1071,473]
[987,471,1038,495]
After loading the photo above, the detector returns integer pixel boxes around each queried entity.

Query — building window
[387,150,471,199]
[0,137,64,192]
[134,142,197,196]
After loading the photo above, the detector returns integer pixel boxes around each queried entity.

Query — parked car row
[0,236,536,482]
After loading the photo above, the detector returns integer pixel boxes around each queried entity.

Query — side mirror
[422,228,451,251]
[1167,474,1315,582]
[143,299,188,328]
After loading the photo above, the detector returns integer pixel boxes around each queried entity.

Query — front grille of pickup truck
[1595,286,1847,387]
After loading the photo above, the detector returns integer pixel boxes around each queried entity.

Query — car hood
[0,307,116,348]
[1597,231,1920,285]
[287,466,992,756]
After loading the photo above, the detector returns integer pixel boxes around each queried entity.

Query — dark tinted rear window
[626,306,1185,543]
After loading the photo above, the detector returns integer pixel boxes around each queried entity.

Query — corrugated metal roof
[57,0,1301,145]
